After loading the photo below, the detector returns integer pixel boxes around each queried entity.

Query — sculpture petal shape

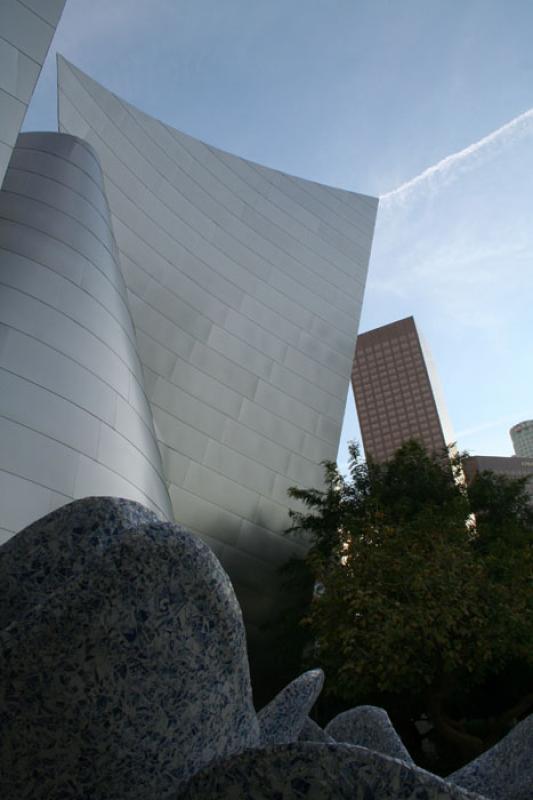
[299,716,335,743]
[0,496,159,630]
[325,705,414,764]
[179,742,488,800]
[257,669,325,745]
[0,501,259,799]
[448,714,533,800]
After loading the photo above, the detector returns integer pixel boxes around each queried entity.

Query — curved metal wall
[57,57,379,626]
[0,1,66,188]
[0,132,173,543]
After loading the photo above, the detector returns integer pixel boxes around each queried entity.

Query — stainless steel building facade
[0,133,173,543]
[0,0,66,187]
[0,52,378,626]
[57,58,378,624]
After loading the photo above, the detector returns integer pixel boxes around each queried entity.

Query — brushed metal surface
[55,57,378,627]
[0,1,66,188]
[0,133,173,535]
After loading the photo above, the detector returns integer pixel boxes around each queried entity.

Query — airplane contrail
[380,106,533,204]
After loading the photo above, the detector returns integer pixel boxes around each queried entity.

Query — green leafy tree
[287,440,533,766]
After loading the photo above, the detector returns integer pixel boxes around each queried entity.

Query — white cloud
[380,106,533,204]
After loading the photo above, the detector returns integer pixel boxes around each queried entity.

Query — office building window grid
[352,317,447,463]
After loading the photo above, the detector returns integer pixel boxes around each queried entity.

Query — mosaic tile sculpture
[325,704,415,764]
[179,742,486,800]
[0,499,259,800]
[258,669,325,745]
[447,715,533,800]
[299,716,335,743]
[0,496,160,630]
[1,496,529,799]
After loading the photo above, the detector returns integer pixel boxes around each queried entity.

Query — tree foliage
[287,440,533,762]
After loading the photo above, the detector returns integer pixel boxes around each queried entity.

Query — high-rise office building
[352,316,453,463]
[463,454,533,503]
[0,53,378,628]
[510,420,533,458]
[0,0,66,188]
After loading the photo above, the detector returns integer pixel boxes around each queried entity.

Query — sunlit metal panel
[57,57,378,625]
[0,132,173,542]
[0,1,66,188]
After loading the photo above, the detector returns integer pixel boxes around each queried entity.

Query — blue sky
[24,0,533,468]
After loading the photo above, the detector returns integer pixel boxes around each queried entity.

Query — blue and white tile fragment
[325,705,415,764]
[0,496,529,799]
[298,715,335,743]
[179,743,487,800]
[258,668,324,745]
[447,715,533,800]
[0,496,160,630]
[0,498,259,799]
